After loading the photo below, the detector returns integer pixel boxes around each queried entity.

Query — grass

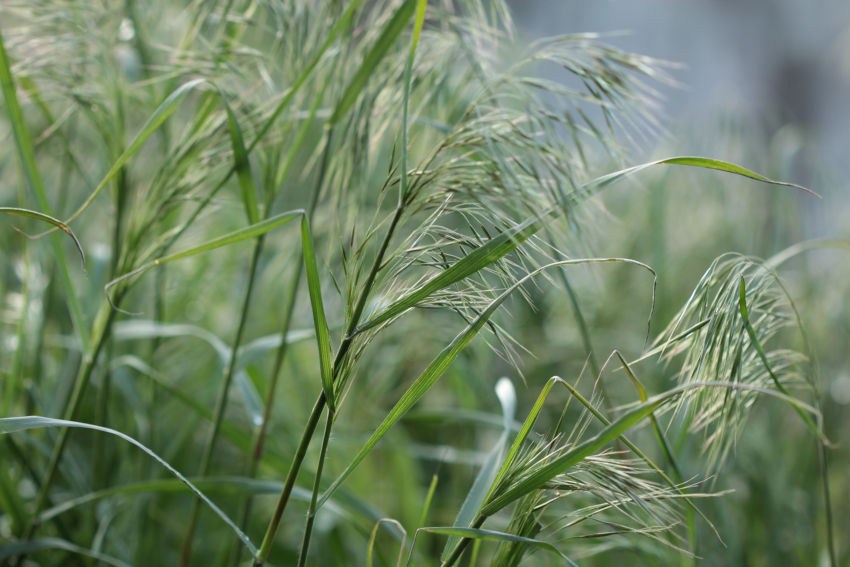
[0,1,846,566]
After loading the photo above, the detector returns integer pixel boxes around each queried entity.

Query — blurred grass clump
[0,1,847,566]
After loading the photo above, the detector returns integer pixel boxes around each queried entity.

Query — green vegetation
[0,1,846,566]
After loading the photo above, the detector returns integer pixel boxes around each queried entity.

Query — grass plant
[0,1,846,566]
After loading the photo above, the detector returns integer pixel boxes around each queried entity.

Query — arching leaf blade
[0,416,258,558]
[0,538,133,567]
[1,207,86,273]
[416,527,578,567]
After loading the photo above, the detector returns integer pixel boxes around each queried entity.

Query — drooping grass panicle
[652,254,813,475]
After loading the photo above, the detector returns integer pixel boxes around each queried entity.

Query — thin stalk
[227,127,333,567]
[179,236,265,567]
[255,393,326,564]
[819,441,836,567]
[253,203,406,566]
[296,409,334,567]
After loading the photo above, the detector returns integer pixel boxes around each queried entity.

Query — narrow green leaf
[245,0,368,155]
[329,0,417,124]
[480,381,820,516]
[223,96,260,225]
[0,207,85,273]
[442,378,515,560]
[583,156,820,198]
[0,416,258,558]
[356,211,554,334]
[483,377,561,508]
[105,210,302,311]
[321,258,653,508]
[0,538,133,567]
[414,527,578,567]
[301,216,335,411]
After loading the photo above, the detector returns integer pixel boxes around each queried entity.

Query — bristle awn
[738,277,818,436]
[154,0,368,262]
[614,352,697,562]
[319,258,657,510]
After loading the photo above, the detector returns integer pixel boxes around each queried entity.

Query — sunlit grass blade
[0,416,258,558]
[583,156,821,198]
[0,207,85,273]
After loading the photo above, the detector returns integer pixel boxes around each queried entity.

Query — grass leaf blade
[0,416,259,558]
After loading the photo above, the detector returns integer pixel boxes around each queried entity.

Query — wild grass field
[0,1,847,566]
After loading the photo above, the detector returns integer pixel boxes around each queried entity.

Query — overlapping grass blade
[105,210,303,310]
[320,258,655,507]
[411,527,579,567]
[0,538,132,567]
[0,416,258,558]
[301,216,335,411]
[442,378,516,560]
[479,381,820,516]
